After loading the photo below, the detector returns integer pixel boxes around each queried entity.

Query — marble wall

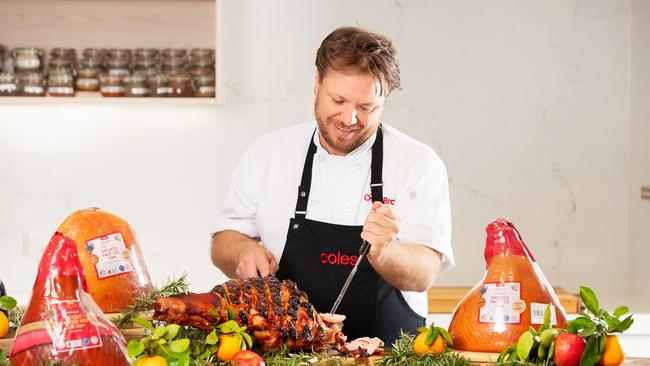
[0,0,645,311]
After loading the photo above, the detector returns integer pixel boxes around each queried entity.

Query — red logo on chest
[320,251,358,266]
[363,194,395,205]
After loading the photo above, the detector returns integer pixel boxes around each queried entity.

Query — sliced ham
[341,337,384,357]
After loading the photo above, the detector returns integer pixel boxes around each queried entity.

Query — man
[211,26,454,345]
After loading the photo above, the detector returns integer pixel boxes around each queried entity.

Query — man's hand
[361,201,400,259]
[235,246,279,279]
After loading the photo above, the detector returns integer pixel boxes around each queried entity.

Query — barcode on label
[530,302,557,325]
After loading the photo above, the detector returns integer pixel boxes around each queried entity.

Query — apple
[554,333,587,366]
[231,350,266,366]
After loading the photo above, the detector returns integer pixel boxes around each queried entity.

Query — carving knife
[329,240,370,314]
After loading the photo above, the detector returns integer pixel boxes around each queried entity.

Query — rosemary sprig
[263,344,347,366]
[115,273,189,328]
[376,332,470,366]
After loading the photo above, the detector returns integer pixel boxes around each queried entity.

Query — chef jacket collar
[313,125,378,159]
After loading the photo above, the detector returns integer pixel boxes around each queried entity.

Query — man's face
[314,68,386,156]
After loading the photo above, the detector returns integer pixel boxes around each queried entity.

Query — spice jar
[76,58,103,91]
[135,48,159,60]
[190,48,214,59]
[13,47,44,72]
[124,73,149,97]
[162,48,187,59]
[50,48,77,66]
[193,73,215,98]
[148,73,171,97]
[162,56,187,73]
[48,57,74,75]
[134,57,159,73]
[0,72,17,96]
[99,73,125,97]
[106,57,130,77]
[107,48,132,60]
[189,57,214,77]
[17,72,46,96]
[47,70,75,97]
[83,48,106,60]
[168,72,193,97]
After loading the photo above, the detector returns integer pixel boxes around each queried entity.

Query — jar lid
[49,57,71,67]
[83,48,106,59]
[107,56,130,68]
[108,48,132,59]
[162,48,187,58]
[50,48,76,58]
[190,48,215,59]
[13,47,44,56]
[163,56,187,67]
[135,48,160,59]
[190,57,214,67]
[79,57,104,68]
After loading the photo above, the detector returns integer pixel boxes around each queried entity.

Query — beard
[314,106,378,156]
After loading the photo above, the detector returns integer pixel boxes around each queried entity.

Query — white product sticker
[48,86,74,95]
[77,78,99,88]
[23,86,44,94]
[100,86,125,94]
[16,58,40,69]
[479,282,522,324]
[156,87,172,95]
[85,232,133,279]
[198,86,215,93]
[129,87,149,96]
[108,68,129,77]
[0,83,16,93]
[530,302,558,325]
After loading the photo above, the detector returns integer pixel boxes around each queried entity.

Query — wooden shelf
[0,0,223,104]
[0,92,222,106]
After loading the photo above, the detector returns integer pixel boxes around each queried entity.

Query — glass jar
[99,73,125,97]
[148,73,170,97]
[49,57,74,75]
[135,48,159,60]
[189,57,215,77]
[13,47,44,72]
[83,48,106,60]
[162,56,187,73]
[193,73,215,98]
[48,70,75,97]
[134,57,159,73]
[162,48,187,59]
[17,72,46,96]
[124,73,149,97]
[107,48,132,60]
[190,48,214,61]
[0,72,17,96]
[50,48,76,66]
[106,57,130,77]
[168,72,193,97]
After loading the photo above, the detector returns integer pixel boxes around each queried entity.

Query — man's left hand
[361,201,400,259]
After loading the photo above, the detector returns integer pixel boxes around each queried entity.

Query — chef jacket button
[345,203,353,212]
[300,191,306,197]
[318,155,325,162]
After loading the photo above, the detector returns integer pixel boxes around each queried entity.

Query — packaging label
[531,302,558,325]
[23,86,44,94]
[100,86,125,94]
[47,300,102,352]
[108,68,129,77]
[77,78,99,87]
[198,86,215,93]
[129,87,149,95]
[478,282,522,324]
[0,83,16,92]
[86,232,133,279]
[156,87,172,95]
[48,86,74,95]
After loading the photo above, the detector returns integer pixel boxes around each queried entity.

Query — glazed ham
[57,208,152,313]
[341,337,384,357]
[10,232,130,366]
[154,277,347,352]
[448,219,568,352]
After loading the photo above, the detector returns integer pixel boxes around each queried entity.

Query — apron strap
[294,125,385,219]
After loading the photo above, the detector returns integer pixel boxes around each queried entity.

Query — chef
[211,26,455,346]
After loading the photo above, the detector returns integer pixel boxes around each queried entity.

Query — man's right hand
[235,246,279,279]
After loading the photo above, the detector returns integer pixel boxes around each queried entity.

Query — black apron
[276,126,425,346]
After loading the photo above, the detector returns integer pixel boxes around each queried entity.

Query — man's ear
[313,71,321,97]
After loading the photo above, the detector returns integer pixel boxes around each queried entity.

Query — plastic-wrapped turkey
[10,231,130,365]
[448,219,568,352]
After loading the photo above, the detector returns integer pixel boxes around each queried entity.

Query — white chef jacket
[214,120,454,317]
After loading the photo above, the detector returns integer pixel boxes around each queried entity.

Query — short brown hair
[315,27,401,96]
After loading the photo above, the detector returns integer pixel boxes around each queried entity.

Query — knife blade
[329,240,370,314]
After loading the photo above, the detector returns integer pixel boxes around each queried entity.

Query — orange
[598,335,625,366]
[217,333,245,361]
[135,355,168,366]
[413,332,446,356]
[0,312,9,338]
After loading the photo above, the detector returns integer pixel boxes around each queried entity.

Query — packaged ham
[448,219,568,353]
[57,208,152,313]
[10,231,130,365]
